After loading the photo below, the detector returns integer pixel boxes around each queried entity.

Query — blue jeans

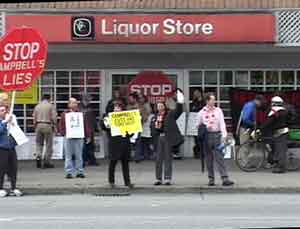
[64,138,84,175]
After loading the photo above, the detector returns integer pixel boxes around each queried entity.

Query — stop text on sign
[101,18,214,37]
[0,27,48,91]
[130,84,173,96]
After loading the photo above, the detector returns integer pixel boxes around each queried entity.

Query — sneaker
[154,180,162,186]
[125,183,135,189]
[222,180,235,186]
[164,180,172,186]
[208,180,215,186]
[272,167,286,174]
[0,189,8,198]
[65,174,73,179]
[76,173,86,178]
[10,189,23,197]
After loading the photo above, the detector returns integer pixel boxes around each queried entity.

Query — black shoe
[88,161,100,166]
[65,174,73,179]
[208,180,215,186]
[222,180,234,186]
[154,181,162,186]
[272,167,286,174]
[125,183,135,189]
[36,158,42,169]
[43,163,54,169]
[109,183,116,188]
[76,173,86,178]
[164,181,172,186]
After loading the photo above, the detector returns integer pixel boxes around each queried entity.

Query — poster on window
[186,112,199,136]
[65,112,85,139]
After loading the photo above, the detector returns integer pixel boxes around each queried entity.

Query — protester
[102,101,134,189]
[257,96,289,173]
[0,104,23,197]
[197,93,234,186]
[59,97,85,179]
[105,88,127,115]
[126,92,139,110]
[191,89,205,159]
[32,94,57,169]
[152,89,185,186]
[135,94,152,162]
[80,93,99,167]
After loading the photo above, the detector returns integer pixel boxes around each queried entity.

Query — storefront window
[71,71,84,85]
[266,71,279,85]
[204,71,217,85]
[56,71,69,85]
[189,71,202,85]
[250,71,264,85]
[235,71,249,86]
[281,71,295,86]
[220,71,233,85]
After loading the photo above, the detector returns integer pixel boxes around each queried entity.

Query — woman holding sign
[152,89,185,186]
[102,101,134,189]
[0,103,23,198]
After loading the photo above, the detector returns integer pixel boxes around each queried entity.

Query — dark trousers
[156,135,173,181]
[273,134,288,170]
[108,159,131,185]
[135,137,153,160]
[205,132,229,181]
[0,148,17,190]
[82,141,97,165]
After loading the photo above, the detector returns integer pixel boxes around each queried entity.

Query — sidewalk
[8,159,300,195]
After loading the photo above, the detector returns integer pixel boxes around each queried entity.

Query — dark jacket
[0,121,17,150]
[152,103,184,148]
[259,108,289,136]
[100,115,131,161]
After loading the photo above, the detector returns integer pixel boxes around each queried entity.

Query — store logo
[71,16,95,40]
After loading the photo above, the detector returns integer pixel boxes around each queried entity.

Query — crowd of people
[1,86,296,197]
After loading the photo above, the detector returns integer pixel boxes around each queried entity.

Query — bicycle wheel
[235,141,266,172]
[286,148,300,171]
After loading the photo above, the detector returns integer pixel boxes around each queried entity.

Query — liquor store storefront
[3,11,300,158]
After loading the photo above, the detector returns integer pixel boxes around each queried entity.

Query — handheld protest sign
[0,27,48,91]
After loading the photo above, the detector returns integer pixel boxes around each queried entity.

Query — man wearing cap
[258,96,289,173]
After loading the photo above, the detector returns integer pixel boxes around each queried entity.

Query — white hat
[271,96,284,106]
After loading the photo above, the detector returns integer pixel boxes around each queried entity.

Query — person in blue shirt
[239,95,265,144]
[0,104,23,198]
[241,95,265,129]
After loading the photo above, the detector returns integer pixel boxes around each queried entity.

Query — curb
[20,186,300,196]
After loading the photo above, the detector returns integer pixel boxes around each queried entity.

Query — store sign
[128,71,175,103]
[6,14,275,43]
[0,27,48,91]
[71,16,95,40]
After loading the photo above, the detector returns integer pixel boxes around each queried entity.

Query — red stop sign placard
[0,27,48,91]
[128,71,175,104]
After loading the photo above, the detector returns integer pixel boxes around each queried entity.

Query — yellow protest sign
[109,109,143,137]
[9,82,38,104]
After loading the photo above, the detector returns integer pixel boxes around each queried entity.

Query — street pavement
[3,159,300,195]
[0,193,300,228]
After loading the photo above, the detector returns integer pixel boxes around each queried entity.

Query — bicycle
[235,131,300,172]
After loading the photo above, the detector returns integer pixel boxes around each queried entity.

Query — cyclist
[257,96,289,174]
[238,95,265,145]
